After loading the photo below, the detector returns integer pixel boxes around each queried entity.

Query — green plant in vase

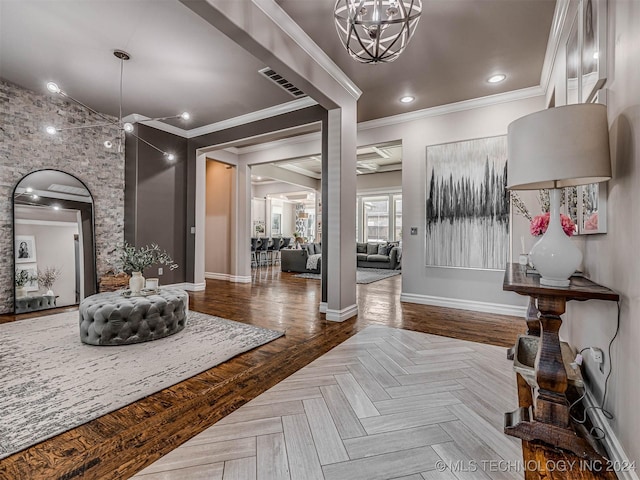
[15,268,35,299]
[117,242,178,294]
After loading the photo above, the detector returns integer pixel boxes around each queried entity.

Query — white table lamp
[507,104,611,286]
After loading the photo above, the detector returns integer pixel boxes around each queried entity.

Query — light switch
[410,227,418,235]
[190,226,196,234]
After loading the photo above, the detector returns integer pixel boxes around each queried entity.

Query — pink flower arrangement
[530,212,576,237]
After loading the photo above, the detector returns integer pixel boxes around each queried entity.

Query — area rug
[0,311,284,459]
[293,268,401,284]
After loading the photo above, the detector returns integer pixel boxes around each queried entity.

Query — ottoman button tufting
[79,288,187,346]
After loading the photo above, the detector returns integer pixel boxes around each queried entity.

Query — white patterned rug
[294,268,401,284]
[0,311,284,459]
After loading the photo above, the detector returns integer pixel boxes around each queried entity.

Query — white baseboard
[399,293,527,317]
[168,282,206,292]
[326,304,358,322]
[319,302,327,313]
[205,272,251,283]
[584,389,639,480]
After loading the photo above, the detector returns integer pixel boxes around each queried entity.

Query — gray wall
[125,123,187,285]
[556,1,640,464]
[357,170,402,192]
[0,79,124,313]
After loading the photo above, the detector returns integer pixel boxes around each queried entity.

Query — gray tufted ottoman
[79,287,189,345]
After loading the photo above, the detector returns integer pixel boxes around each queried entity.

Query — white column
[325,105,358,321]
[231,161,252,282]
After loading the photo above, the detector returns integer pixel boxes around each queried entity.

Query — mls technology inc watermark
[435,459,637,474]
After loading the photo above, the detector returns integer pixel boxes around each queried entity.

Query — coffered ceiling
[0,0,556,130]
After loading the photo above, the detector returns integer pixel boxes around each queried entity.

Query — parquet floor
[1,266,607,480]
[133,324,523,480]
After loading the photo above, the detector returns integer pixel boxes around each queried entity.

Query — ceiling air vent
[259,67,307,98]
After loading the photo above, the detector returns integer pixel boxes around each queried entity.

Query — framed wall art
[15,235,37,263]
[425,136,509,270]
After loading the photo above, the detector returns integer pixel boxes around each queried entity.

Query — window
[358,193,402,243]
[394,195,402,241]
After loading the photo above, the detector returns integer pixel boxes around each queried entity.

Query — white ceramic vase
[529,189,582,286]
[15,286,27,298]
[46,289,54,296]
[129,271,145,294]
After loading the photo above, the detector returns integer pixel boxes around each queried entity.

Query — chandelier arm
[127,130,170,156]
[52,122,118,132]
[57,92,120,126]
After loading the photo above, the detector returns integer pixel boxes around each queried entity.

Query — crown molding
[124,97,318,140]
[358,85,545,131]
[186,97,318,138]
[253,0,362,101]
[235,131,322,155]
[539,0,570,95]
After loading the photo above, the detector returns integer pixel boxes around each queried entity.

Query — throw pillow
[386,242,399,255]
[356,242,367,254]
[377,243,388,255]
[366,243,379,255]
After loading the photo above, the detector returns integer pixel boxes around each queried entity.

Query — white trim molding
[205,272,251,283]
[358,86,544,131]
[123,97,318,140]
[15,219,79,228]
[319,302,327,313]
[584,389,640,480]
[325,304,358,322]
[253,0,361,101]
[400,293,527,317]
[169,282,206,292]
[187,97,318,138]
[539,0,570,94]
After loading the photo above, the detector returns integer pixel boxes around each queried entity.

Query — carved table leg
[534,296,569,427]
[508,297,541,361]
[526,297,541,336]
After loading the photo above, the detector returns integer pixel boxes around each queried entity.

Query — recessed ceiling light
[46,126,57,135]
[257,176,262,180]
[53,205,60,211]
[487,74,506,84]
[399,95,415,103]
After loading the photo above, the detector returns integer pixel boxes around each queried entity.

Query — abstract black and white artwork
[425,136,509,270]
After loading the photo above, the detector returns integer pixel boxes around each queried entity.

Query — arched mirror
[13,170,97,313]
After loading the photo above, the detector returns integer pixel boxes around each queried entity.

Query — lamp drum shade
[507,104,611,190]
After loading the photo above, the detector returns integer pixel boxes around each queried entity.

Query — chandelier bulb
[180,112,191,120]
[46,126,57,135]
[46,82,60,94]
[123,122,134,133]
[25,187,33,193]
[166,153,176,161]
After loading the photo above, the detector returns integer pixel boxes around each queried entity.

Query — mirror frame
[12,169,98,312]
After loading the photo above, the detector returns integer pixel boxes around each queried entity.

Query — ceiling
[251,140,402,188]
[0,1,556,129]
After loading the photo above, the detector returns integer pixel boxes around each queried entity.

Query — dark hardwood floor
[0,269,608,480]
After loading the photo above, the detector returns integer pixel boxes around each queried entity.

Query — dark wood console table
[502,263,618,459]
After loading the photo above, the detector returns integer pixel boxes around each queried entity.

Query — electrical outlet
[410,227,418,235]
[158,267,163,276]
[590,347,604,364]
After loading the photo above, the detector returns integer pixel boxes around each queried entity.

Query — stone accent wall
[0,79,125,313]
